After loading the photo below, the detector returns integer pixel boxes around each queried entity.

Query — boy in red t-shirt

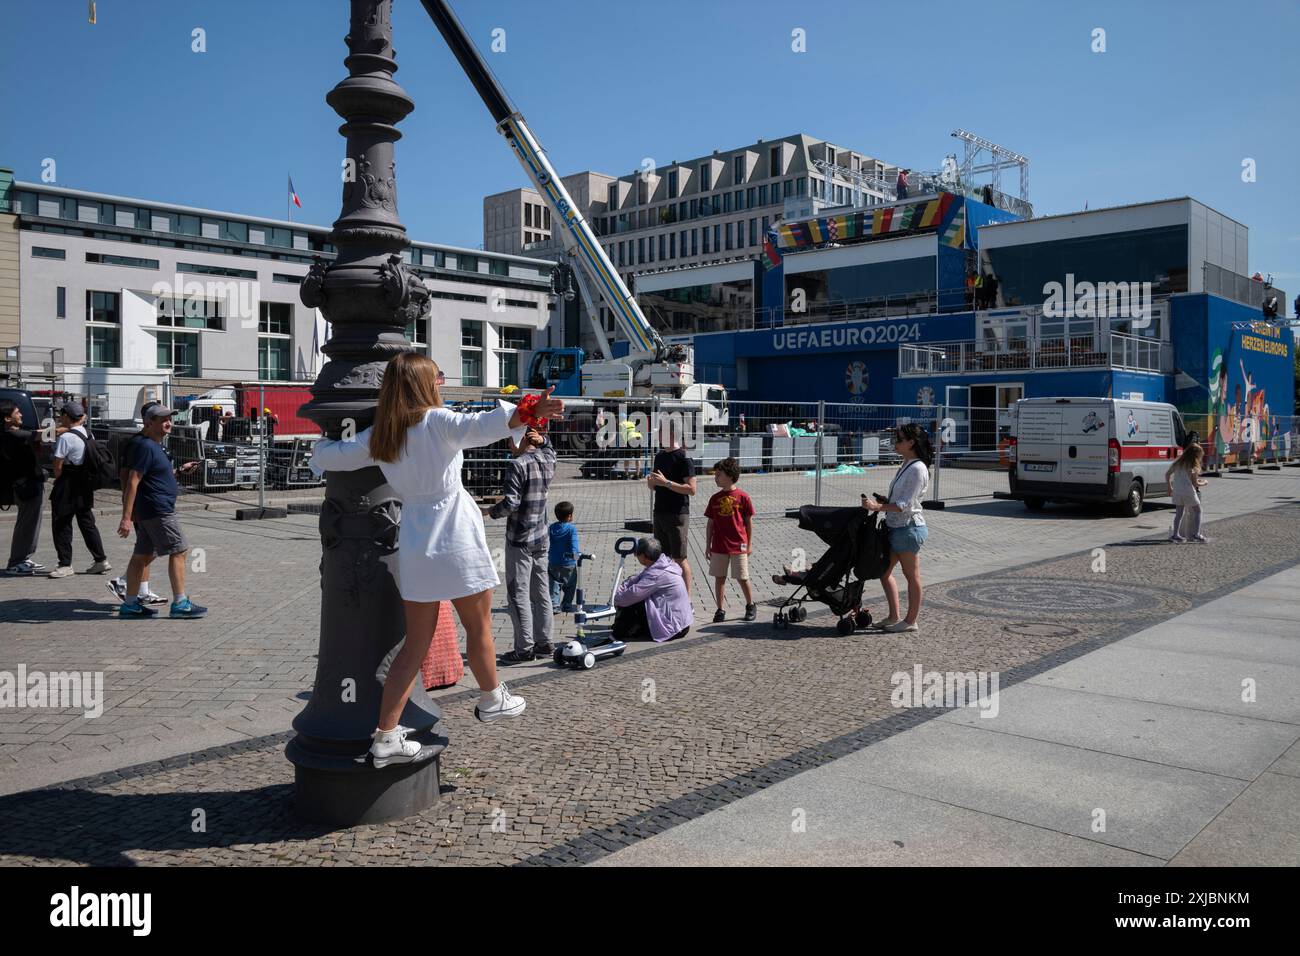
[704,457,756,622]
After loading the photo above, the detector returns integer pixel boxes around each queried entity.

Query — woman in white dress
[310,352,564,766]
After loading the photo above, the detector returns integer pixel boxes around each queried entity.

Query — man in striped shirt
[487,426,558,663]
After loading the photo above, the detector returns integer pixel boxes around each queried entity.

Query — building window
[784,179,794,198]
[648,235,655,263]
[658,234,666,260]
[749,218,757,246]
[273,273,303,284]
[797,177,807,196]
[498,352,519,389]
[638,237,646,264]
[723,192,732,213]
[458,255,479,272]
[733,156,745,184]
[607,183,619,209]
[637,178,648,205]
[713,224,721,252]
[157,295,224,330]
[57,286,66,318]
[86,290,120,325]
[543,207,550,229]
[525,204,533,227]
[259,301,292,335]
[702,228,710,254]
[725,221,734,251]
[667,170,679,198]
[499,326,531,350]
[489,258,508,276]
[157,330,201,377]
[669,233,676,258]
[759,184,769,205]
[700,164,712,191]
[689,198,699,218]
[177,262,257,279]
[678,200,687,221]
[258,336,289,381]
[85,252,159,269]
[32,246,65,259]
[85,326,120,368]
[461,320,484,386]
[403,318,428,349]
[617,242,625,267]
[769,146,781,175]
[691,229,699,256]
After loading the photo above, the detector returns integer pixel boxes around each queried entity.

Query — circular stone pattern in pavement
[932,577,1187,622]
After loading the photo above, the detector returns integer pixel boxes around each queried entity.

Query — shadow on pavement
[0,598,115,624]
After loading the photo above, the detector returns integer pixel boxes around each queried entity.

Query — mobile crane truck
[418,0,729,449]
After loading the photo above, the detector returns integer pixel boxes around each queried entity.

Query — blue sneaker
[169,598,208,619]
[119,600,158,618]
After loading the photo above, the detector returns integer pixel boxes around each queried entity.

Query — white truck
[1007,397,1191,516]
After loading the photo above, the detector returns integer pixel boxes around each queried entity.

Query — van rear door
[1117,402,1176,494]
[1015,402,1063,483]
[1058,400,1111,488]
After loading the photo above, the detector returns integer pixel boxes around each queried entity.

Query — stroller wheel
[772,613,784,630]
[835,616,855,636]
[796,606,808,622]
[854,609,873,628]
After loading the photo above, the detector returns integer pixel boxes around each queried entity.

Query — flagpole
[287,174,291,223]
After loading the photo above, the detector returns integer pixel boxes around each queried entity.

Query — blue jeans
[549,564,577,611]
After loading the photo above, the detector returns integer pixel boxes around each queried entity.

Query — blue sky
[3,0,1298,283]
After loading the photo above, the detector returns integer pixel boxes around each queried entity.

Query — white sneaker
[85,560,112,574]
[874,616,901,629]
[369,727,429,769]
[882,620,919,633]
[47,566,75,579]
[474,683,526,723]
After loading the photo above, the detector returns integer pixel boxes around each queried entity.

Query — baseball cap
[140,399,161,417]
[144,404,175,420]
[60,401,85,419]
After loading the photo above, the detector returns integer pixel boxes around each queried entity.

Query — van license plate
[1024,462,1056,472]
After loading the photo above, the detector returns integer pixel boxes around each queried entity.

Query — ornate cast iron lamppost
[286,0,441,826]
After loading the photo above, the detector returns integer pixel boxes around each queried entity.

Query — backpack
[67,426,117,491]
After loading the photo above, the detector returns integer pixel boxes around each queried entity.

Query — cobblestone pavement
[0,498,1296,866]
[1,467,1297,792]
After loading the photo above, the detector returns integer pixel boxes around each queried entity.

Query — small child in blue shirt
[548,501,581,613]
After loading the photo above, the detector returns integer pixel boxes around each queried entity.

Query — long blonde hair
[1174,441,1204,475]
[369,352,443,463]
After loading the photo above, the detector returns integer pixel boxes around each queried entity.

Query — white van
[1008,397,1189,516]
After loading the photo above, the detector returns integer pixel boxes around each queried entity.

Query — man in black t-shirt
[648,417,697,596]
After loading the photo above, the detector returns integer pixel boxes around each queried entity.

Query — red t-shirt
[705,488,755,554]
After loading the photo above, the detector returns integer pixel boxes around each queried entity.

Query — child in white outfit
[1165,442,1209,543]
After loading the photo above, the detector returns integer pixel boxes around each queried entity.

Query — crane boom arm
[418,0,663,359]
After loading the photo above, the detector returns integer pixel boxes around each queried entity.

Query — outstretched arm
[309,427,377,476]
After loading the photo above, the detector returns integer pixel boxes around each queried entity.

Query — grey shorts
[134,513,189,557]
[653,512,689,559]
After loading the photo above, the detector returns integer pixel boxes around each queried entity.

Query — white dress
[310,400,524,602]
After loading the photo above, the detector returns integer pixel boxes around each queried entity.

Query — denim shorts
[889,523,928,554]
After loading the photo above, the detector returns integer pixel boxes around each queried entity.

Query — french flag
[289,176,302,209]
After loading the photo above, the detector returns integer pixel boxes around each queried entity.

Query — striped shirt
[489,439,557,547]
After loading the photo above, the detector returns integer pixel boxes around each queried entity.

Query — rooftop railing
[899,331,1169,377]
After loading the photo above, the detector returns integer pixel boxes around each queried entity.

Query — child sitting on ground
[548,500,581,612]
[1166,442,1209,543]
[704,457,757,622]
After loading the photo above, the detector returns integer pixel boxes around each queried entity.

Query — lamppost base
[289,738,446,827]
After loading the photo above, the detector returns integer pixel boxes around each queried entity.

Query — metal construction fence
[42,381,1299,524]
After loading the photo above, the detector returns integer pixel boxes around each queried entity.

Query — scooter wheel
[582,652,596,669]
[552,651,564,666]
[836,616,855,636]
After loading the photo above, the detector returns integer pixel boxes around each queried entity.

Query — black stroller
[773,505,892,635]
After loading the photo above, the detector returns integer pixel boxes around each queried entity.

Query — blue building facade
[635,194,1293,451]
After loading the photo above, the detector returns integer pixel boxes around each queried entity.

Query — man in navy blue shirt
[117,404,205,619]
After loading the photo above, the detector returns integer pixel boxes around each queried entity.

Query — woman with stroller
[310,353,565,767]
[861,423,933,633]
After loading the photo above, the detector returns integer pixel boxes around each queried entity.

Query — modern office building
[483,134,903,351]
[1,172,560,409]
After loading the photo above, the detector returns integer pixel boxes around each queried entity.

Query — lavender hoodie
[613,554,692,643]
